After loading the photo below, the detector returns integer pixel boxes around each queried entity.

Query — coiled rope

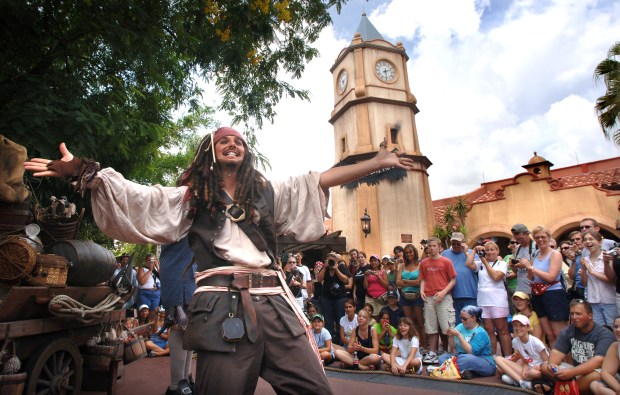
[48,293,121,322]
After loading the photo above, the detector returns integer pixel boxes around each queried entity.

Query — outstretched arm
[319,139,415,195]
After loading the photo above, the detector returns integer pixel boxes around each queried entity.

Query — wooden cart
[0,285,128,395]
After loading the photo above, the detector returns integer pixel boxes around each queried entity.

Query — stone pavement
[84,356,530,395]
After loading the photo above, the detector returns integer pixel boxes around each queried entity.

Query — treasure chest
[24,254,68,287]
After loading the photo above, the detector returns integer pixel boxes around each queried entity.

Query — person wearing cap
[310,314,335,364]
[381,254,391,271]
[364,254,389,317]
[495,314,548,390]
[512,291,543,341]
[442,232,478,325]
[541,299,615,395]
[510,223,538,295]
[26,129,416,394]
[137,304,151,326]
[379,290,404,328]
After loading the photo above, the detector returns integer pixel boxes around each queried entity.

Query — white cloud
[208,0,620,203]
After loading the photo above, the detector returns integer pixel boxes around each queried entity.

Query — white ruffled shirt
[88,168,328,269]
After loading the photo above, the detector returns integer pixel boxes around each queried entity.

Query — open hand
[376,138,415,171]
[24,143,74,178]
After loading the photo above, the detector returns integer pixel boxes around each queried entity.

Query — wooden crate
[24,254,68,287]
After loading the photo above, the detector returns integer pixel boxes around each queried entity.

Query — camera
[420,239,428,245]
[511,258,520,265]
[327,259,336,267]
[478,250,486,258]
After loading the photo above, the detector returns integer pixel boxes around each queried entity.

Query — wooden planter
[0,372,26,395]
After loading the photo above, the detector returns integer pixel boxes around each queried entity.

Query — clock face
[375,60,396,82]
[337,69,348,93]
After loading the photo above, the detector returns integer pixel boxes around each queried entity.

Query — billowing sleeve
[88,168,192,244]
[272,171,328,242]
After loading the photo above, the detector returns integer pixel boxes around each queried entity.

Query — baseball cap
[370,254,380,261]
[512,314,530,326]
[382,255,391,260]
[138,304,149,311]
[512,291,530,301]
[386,290,398,299]
[311,314,324,322]
[450,232,465,242]
[511,224,530,233]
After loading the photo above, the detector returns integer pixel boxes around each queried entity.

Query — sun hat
[512,291,530,301]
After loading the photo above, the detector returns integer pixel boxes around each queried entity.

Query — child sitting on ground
[311,314,334,364]
[495,314,548,390]
[382,317,423,375]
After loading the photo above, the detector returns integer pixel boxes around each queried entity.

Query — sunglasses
[509,241,517,244]
[560,247,571,250]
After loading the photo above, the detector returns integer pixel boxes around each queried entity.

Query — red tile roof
[433,157,620,226]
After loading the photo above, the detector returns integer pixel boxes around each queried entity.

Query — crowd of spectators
[297,217,620,394]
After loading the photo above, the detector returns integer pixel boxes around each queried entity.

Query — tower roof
[353,12,384,42]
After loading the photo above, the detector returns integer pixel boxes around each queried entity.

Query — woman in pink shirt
[364,254,389,319]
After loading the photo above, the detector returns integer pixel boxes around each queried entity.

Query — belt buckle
[248,273,263,288]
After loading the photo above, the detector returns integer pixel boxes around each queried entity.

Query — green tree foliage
[595,41,620,145]
[1,0,346,244]
[1,0,346,167]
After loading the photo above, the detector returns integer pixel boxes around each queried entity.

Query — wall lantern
[361,208,371,238]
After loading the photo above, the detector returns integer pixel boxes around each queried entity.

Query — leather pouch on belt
[267,295,306,337]
[184,292,237,352]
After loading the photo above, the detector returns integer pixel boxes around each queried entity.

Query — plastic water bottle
[353,351,359,370]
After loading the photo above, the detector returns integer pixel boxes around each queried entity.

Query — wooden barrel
[123,339,147,365]
[48,240,117,286]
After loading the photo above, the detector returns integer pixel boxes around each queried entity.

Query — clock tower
[329,14,434,254]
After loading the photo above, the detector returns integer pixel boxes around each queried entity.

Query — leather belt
[197,273,279,289]
[197,273,280,344]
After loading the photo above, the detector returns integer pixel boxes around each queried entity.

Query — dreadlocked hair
[177,133,267,220]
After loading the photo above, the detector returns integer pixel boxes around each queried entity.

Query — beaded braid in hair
[177,133,267,220]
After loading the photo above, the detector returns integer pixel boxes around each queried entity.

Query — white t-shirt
[339,314,359,341]
[512,335,547,367]
[392,336,422,361]
[313,327,333,352]
[297,265,312,299]
[476,259,508,308]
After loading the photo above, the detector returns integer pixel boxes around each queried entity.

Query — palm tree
[594,41,620,145]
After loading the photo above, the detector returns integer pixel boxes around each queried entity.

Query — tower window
[341,137,346,153]
[390,127,399,144]
[533,167,541,174]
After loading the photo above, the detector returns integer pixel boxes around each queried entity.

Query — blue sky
[208,0,620,200]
